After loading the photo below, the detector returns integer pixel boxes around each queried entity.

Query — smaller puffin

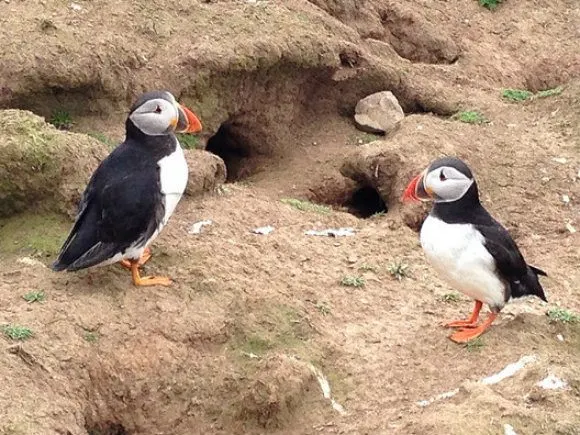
[52,90,202,286]
[401,157,547,342]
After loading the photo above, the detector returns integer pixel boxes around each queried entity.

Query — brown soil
[1,1,580,434]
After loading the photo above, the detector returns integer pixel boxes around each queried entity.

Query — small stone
[354,91,404,135]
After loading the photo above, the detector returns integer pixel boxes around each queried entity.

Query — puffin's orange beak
[176,104,202,134]
[401,169,431,203]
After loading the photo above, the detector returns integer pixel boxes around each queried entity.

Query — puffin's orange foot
[449,312,497,343]
[130,260,171,286]
[133,275,173,287]
[444,300,483,329]
[444,319,479,329]
[119,248,152,270]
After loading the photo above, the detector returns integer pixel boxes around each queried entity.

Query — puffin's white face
[402,158,476,204]
[129,96,180,136]
[422,166,474,203]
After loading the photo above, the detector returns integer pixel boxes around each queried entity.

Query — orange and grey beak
[401,169,432,203]
[175,103,202,134]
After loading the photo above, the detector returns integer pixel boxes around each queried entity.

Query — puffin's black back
[51,93,178,272]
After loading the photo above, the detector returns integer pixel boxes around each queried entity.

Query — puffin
[51,90,202,286]
[401,157,547,342]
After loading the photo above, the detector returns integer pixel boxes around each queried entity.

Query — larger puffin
[402,157,547,342]
[52,90,202,286]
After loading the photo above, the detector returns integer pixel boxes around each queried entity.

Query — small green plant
[441,292,461,303]
[452,111,489,125]
[88,132,115,148]
[478,0,502,10]
[464,337,485,352]
[49,110,73,130]
[359,263,378,272]
[2,324,33,341]
[340,275,365,287]
[502,89,532,102]
[388,261,410,280]
[22,290,45,303]
[547,308,580,324]
[177,133,201,150]
[315,301,331,316]
[535,86,563,99]
[280,198,331,214]
[84,331,100,343]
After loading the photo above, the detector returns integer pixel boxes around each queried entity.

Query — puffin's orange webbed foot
[444,300,483,329]
[130,260,172,287]
[449,312,497,343]
[119,247,152,270]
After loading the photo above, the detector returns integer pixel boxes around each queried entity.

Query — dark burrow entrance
[206,122,257,182]
[86,423,127,435]
[346,185,388,218]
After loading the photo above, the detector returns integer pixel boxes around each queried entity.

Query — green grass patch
[280,198,331,214]
[464,337,485,352]
[387,260,410,280]
[177,133,202,150]
[478,0,502,10]
[440,292,461,303]
[547,308,580,324]
[314,300,331,316]
[502,89,532,102]
[84,331,100,343]
[0,212,70,257]
[340,275,365,287]
[358,263,378,272]
[87,132,115,149]
[22,291,45,304]
[49,110,73,130]
[2,324,33,341]
[452,110,489,124]
[535,86,564,99]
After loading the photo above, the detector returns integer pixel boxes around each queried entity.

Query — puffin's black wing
[52,144,164,272]
[475,223,547,302]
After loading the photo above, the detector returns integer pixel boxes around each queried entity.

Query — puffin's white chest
[420,215,506,308]
[158,141,189,225]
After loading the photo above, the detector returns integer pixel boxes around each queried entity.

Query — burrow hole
[206,121,259,182]
[86,422,128,435]
[346,185,387,218]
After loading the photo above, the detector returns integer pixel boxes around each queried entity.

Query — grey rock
[354,91,404,135]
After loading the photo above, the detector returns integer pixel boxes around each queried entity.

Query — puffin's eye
[154,105,162,114]
[439,170,447,181]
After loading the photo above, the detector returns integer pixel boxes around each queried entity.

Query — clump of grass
[2,324,33,341]
[49,110,73,130]
[22,291,45,304]
[387,261,410,281]
[280,198,331,214]
[502,89,532,102]
[359,263,377,272]
[478,0,501,10]
[535,86,563,99]
[88,132,115,149]
[177,133,201,150]
[84,331,100,343]
[452,110,489,124]
[547,308,580,324]
[464,337,485,352]
[315,301,331,316]
[440,292,461,303]
[340,275,365,288]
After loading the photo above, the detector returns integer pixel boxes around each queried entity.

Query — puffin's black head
[402,157,479,204]
[126,90,202,137]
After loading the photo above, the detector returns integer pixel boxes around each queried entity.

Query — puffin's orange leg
[119,248,152,270]
[449,312,498,343]
[130,260,172,287]
[444,300,483,328]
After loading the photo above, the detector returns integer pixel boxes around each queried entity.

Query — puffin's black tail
[512,265,548,302]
